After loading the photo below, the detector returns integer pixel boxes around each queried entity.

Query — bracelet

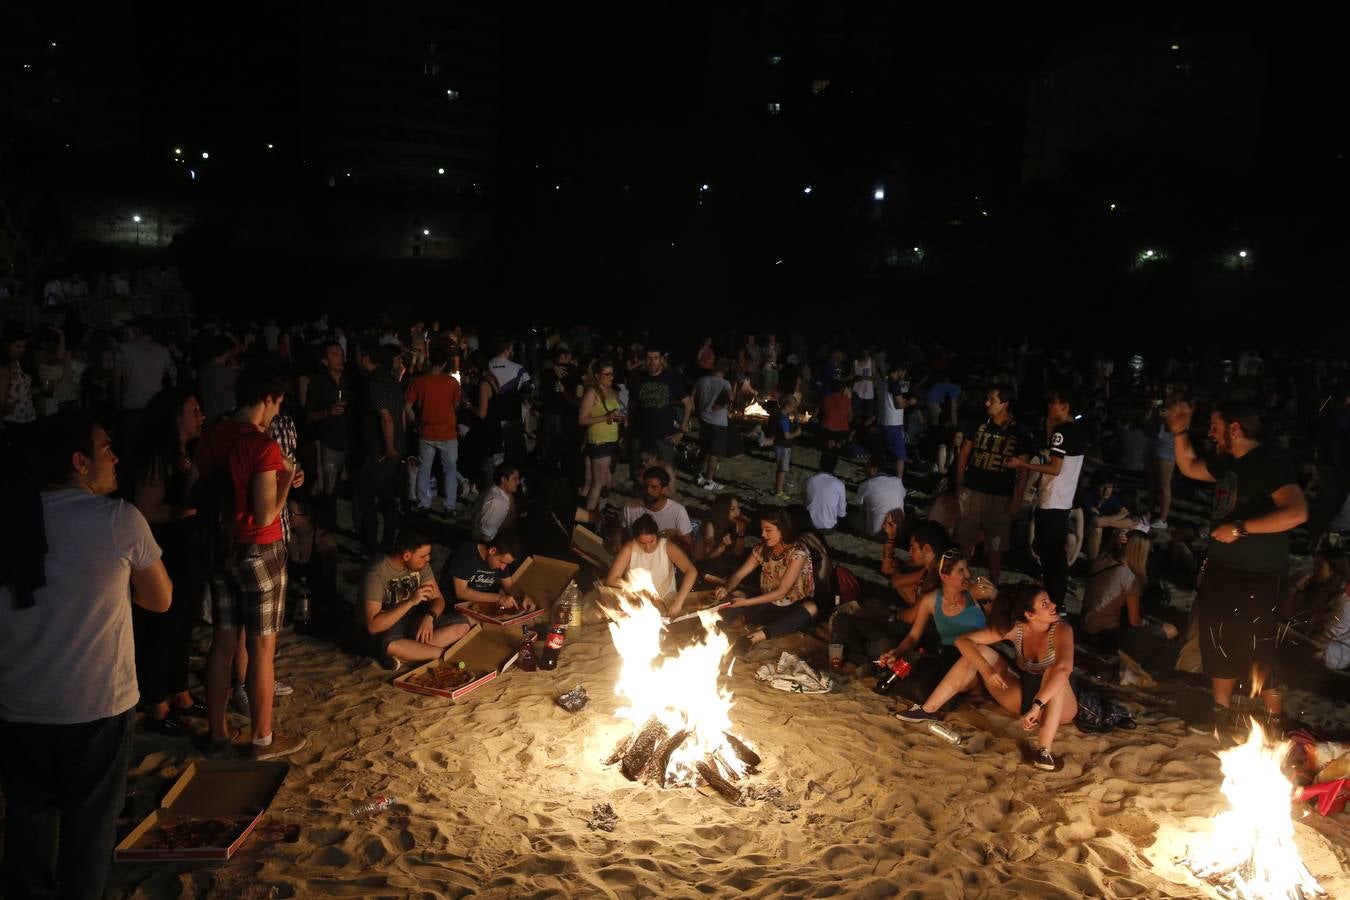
[1032,698,1045,709]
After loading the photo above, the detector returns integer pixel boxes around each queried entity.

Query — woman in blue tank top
[878,548,993,671]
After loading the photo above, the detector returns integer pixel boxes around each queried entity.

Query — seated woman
[693,493,748,581]
[606,514,700,616]
[897,582,1078,772]
[1080,529,1179,671]
[869,547,993,694]
[714,507,817,650]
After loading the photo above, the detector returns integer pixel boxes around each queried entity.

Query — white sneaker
[274,680,294,697]
[696,474,708,487]
[704,479,724,491]
[1153,519,1169,530]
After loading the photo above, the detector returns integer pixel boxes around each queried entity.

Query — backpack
[1072,676,1138,733]
[834,564,862,606]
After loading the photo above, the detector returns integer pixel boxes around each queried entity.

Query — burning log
[605,733,632,766]
[621,716,669,781]
[651,729,691,787]
[695,761,745,806]
[724,732,761,769]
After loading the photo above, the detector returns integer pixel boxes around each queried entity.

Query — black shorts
[1019,669,1046,715]
[585,441,620,459]
[1195,559,1286,682]
[700,423,729,457]
[367,606,467,658]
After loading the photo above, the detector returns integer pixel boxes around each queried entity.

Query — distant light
[873,187,885,201]
[50,42,57,48]
[422,229,430,236]
[173,148,182,156]
[554,184,561,190]
[913,246,920,252]
[1109,203,1116,210]
[775,259,783,265]
[267,143,274,150]
[981,210,988,217]
[803,185,813,194]
[767,54,782,65]
[189,169,196,180]
[700,183,709,191]
[132,215,142,223]
[766,101,782,115]
[22,64,31,69]
[1144,249,1154,258]
[445,88,459,100]
[1238,250,1248,258]
[1171,43,1180,51]
[345,172,351,178]
[201,151,209,159]
[437,167,445,175]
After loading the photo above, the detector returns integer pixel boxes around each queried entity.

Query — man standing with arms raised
[1168,398,1306,734]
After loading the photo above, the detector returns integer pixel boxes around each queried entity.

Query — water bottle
[293,579,312,635]
[352,795,394,816]
[563,581,582,631]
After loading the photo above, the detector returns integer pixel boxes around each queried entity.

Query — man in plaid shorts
[191,365,306,760]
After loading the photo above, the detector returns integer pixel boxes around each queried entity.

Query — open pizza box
[115,759,289,861]
[454,554,579,627]
[571,524,615,571]
[394,622,519,700]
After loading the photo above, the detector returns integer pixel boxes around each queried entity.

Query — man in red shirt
[818,378,856,453]
[405,346,463,512]
[190,365,305,760]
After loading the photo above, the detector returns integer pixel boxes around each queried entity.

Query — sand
[105,443,1350,899]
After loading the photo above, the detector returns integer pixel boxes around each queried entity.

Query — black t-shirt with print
[1205,444,1298,572]
[443,541,517,597]
[963,416,1034,497]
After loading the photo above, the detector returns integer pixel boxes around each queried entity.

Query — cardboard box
[571,523,615,570]
[394,622,519,700]
[660,590,731,625]
[454,554,579,627]
[115,760,289,862]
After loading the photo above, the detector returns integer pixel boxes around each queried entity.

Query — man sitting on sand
[620,466,693,546]
[362,531,470,668]
[443,530,537,612]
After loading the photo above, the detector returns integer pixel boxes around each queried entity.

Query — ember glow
[743,400,769,418]
[1186,720,1323,899]
[605,569,752,786]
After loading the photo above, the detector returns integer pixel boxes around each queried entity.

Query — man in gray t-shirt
[694,361,733,490]
[0,417,171,900]
[361,532,469,665]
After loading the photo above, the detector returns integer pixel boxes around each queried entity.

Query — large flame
[743,400,769,418]
[1186,719,1323,899]
[606,569,751,785]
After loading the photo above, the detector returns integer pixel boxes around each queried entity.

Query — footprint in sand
[309,845,349,868]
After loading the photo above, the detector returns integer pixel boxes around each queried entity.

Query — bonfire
[599,570,759,803]
[1185,719,1323,900]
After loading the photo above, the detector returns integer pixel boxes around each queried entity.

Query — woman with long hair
[130,387,208,735]
[714,507,816,649]
[693,493,748,578]
[577,357,625,510]
[898,581,1078,771]
[873,547,993,679]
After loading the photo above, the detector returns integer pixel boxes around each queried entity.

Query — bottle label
[546,632,565,649]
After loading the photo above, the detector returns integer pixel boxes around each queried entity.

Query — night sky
[2,3,1348,337]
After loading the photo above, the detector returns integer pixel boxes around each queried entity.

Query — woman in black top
[131,388,209,735]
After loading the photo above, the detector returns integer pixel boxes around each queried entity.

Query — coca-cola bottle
[538,603,569,671]
[873,651,921,694]
[517,627,537,672]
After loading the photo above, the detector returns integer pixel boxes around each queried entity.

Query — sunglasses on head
[939,548,964,574]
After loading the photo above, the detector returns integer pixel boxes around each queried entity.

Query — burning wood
[1184,719,1323,900]
[602,569,761,800]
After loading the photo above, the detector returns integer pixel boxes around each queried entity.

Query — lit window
[766,101,782,115]
[767,54,782,65]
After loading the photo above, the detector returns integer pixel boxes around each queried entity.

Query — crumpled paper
[754,651,834,693]
[587,802,619,832]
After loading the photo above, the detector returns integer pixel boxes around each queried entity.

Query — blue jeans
[417,438,459,509]
[0,709,134,900]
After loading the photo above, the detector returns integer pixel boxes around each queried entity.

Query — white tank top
[628,538,676,598]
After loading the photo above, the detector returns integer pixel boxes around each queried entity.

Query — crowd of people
[3,299,1350,895]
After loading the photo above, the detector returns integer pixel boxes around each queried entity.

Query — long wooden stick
[650,729,691,787]
[696,760,744,805]
[723,732,761,769]
[621,717,669,781]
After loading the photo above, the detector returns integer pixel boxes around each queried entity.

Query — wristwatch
[1032,698,1045,709]
[1234,520,1249,539]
